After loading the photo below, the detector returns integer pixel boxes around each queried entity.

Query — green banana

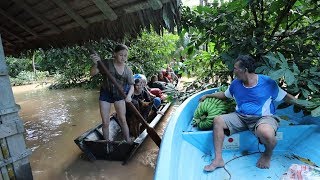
[193,96,232,130]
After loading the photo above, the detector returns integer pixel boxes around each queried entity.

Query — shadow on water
[13,86,172,180]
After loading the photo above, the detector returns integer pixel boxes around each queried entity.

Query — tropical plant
[178,0,320,115]
[5,57,32,77]
[128,30,179,78]
[180,0,320,78]
[257,52,319,98]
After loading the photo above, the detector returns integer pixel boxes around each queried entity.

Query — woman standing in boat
[90,44,134,143]
[200,55,297,171]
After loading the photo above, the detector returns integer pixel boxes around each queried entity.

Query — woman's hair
[114,44,128,53]
[134,78,141,85]
[151,75,157,81]
[235,55,256,73]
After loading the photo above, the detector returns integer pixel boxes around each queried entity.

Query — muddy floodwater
[12,84,176,180]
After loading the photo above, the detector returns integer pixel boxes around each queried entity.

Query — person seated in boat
[148,75,166,90]
[200,55,297,172]
[134,74,167,102]
[166,65,179,85]
[131,78,164,121]
[90,44,134,143]
[157,70,170,83]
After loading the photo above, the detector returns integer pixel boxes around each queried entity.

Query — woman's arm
[90,64,99,76]
[90,54,101,76]
[125,85,134,102]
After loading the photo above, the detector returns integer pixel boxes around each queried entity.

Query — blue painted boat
[155,88,320,180]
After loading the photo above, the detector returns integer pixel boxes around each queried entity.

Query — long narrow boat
[155,88,320,180]
[74,102,171,164]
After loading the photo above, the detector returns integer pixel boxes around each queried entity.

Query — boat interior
[155,88,320,180]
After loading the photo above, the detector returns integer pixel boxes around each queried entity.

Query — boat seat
[182,124,318,155]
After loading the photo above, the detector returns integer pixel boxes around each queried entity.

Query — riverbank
[12,83,51,94]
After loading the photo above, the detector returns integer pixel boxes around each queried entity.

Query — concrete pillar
[0,35,33,179]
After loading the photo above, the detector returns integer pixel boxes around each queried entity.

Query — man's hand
[199,95,208,102]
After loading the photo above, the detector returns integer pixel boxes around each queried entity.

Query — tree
[180,0,319,96]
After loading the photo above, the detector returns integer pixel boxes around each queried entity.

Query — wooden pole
[32,51,36,77]
[89,49,162,147]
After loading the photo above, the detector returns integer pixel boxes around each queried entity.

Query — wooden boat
[155,88,320,180]
[74,102,171,164]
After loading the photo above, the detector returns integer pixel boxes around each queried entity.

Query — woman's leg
[99,101,111,141]
[114,100,131,142]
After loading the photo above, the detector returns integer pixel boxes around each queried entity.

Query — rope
[223,140,262,180]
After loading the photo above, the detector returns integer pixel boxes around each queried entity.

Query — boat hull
[74,102,171,164]
[155,88,320,180]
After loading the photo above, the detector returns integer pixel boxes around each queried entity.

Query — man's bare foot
[203,159,225,172]
[256,153,271,169]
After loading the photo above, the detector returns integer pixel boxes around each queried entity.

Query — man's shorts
[220,112,279,136]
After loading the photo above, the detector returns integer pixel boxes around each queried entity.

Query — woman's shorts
[99,88,124,103]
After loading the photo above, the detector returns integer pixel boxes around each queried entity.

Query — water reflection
[14,88,100,152]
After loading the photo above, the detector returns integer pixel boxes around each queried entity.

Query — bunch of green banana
[192,97,228,130]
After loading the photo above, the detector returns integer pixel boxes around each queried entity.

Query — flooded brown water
[12,84,177,180]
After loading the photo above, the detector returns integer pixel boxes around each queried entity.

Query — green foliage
[256,52,319,99]
[5,57,32,77]
[179,0,320,113]
[44,39,116,88]
[128,30,179,78]
[6,32,178,89]
[180,0,320,81]
[10,71,49,86]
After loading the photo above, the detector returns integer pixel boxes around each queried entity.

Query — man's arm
[283,93,297,105]
[199,92,227,102]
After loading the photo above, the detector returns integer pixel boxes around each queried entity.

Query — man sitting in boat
[148,75,167,90]
[200,55,297,171]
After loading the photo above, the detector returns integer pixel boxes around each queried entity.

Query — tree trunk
[32,51,36,77]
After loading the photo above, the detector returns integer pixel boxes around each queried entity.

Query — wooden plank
[0,8,38,37]
[148,0,163,10]
[0,26,25,42]
[0,121,24,139]
[92,0,117,21]
[122,2,150,14]
[53,0,89,28]
[0,149,32,168]
[0,140,8,180]
[0,139,15,180]
[1,39,14,47]
[12,0,62,34]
